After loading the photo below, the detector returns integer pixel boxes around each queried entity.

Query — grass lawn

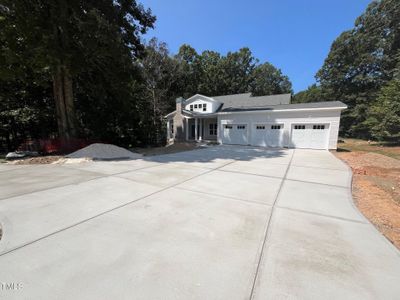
[337,138,400,160]
[334,138,400,249]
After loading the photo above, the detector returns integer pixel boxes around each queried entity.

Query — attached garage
[290,124,329,149]
[222,124,248,145]
[251,124,284,147]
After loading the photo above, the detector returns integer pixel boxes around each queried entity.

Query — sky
[139,0,372,93]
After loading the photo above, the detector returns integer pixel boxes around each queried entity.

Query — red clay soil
[334,151,400,249]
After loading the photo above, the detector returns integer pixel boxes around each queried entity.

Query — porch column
[199,119,203,141]
[185,118,189,141]
[195,118,198,141]
[167,120,170,140]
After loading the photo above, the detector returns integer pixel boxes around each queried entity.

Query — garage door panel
[251,124,284,148]
[222,124,248,145]
[290,124,329,149]
[252,125,267,147]
[267,126,283,147]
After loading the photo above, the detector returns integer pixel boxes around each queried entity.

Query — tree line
[0,0,292,151]
[0,0,399,153]
[294,0,400,142]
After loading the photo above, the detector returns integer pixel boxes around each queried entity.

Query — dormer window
[187,99,212,113]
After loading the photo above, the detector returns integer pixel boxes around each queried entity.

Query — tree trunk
[53,65,77,139]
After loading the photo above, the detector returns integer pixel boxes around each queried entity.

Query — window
[237,125,246,130]
[313,125,325,130]
[190,105,193,111]
[194,104,198,109]
[256,125,265,130]
[294,125,306,130]
[209,123,217,135]
[203,103,207,111]
[198,104,202,109]
[271,125,282,130]
[224,125,233,129]
[170,121,174,134]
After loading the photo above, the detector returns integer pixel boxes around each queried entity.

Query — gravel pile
[66,143,142,160]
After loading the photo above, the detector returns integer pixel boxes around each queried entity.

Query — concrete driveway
[0,146,399,299]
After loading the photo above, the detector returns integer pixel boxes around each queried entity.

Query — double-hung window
[209,123,217,135]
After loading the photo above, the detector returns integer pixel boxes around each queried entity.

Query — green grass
[337,138,400,160]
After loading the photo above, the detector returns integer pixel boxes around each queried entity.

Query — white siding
[217,109,342,149]
[184,96,220,113]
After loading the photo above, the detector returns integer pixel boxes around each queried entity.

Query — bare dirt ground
[334,139,400,249]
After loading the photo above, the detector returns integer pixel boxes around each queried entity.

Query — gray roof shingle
[212,93,291,110]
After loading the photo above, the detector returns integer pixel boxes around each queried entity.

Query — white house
[165,93,347,150]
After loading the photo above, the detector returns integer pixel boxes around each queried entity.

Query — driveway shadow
[141,145,289,164]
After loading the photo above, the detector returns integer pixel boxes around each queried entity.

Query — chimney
[176,97,184,112]
[173,97,185,141]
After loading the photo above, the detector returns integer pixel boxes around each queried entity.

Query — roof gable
[184,94,220,105]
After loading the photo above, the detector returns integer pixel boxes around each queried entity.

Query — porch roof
[182,110,218,118]
[164,110,218,119]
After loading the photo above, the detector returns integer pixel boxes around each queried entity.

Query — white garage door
[290,124,329,149]
[222,124,248,145]
[252,124,284,147]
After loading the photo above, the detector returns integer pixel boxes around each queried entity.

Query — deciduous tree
[0,0,155,140]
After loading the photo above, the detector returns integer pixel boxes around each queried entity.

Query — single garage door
[252,124,284,147]
[290,124,329,149]
[222,124,248,145]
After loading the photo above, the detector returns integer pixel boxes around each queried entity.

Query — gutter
[217,106,347,115]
